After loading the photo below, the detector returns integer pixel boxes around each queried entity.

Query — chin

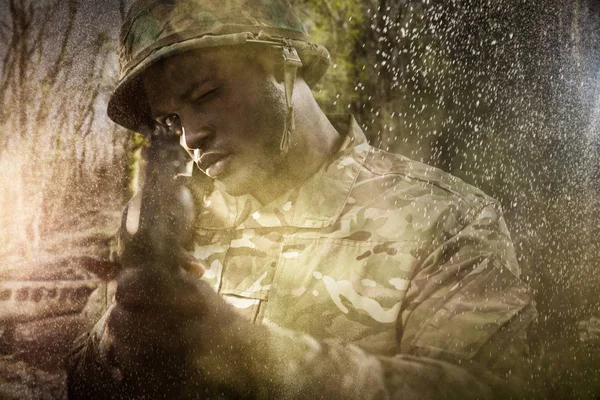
[215,172,257,198]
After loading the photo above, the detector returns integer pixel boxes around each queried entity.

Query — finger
[178,247,206,278]
[181,259,206,278]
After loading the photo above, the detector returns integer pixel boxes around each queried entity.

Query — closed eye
[191,86,220,105]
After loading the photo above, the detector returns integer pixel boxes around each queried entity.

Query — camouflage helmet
[107,0,331,135]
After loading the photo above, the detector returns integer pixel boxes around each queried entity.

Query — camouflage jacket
[69,115,536,399]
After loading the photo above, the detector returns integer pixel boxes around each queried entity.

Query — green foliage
[295,0,364,112]
[126,131,149,195]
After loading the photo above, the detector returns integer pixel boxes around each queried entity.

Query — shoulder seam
[362,147,497,211]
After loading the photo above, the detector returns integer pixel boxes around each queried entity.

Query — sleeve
[241,201,538,399]
[67,203,134,400]
[398,201,537,384]
[67,305,123,400]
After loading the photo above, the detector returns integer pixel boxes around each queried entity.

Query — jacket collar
[195,115,370,230]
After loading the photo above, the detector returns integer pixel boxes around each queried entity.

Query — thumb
[180,250,206,278]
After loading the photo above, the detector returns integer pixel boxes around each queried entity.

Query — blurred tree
[0,1,129,398]
[0,0,128,262]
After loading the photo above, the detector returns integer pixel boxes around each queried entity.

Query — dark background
[0,0,598,398]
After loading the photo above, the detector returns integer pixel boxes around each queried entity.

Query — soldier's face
[143,47,288,198]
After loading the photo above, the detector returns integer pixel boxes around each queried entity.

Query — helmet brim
[107,30,330,134]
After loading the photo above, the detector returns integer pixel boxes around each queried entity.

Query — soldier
[67,0,538,398]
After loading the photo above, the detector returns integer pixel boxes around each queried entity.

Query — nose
[168,113,213,151]
[182,128,213,150]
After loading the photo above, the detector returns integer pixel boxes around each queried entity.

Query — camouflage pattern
[68,115,537,398]
[108,0,330,133]
[187,114,537,396]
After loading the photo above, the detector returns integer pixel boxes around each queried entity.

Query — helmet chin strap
[179,129,200,163]
[280,46,303,155]
[179,127,203,175]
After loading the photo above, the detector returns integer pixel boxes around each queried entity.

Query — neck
[252,87,342,205]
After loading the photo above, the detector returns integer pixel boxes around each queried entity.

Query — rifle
[119,126,196,276]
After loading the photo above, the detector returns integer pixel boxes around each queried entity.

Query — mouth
[197,152,231,178]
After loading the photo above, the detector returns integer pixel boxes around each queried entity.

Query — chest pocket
[194,230,280,323]
[263,237,418,355]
